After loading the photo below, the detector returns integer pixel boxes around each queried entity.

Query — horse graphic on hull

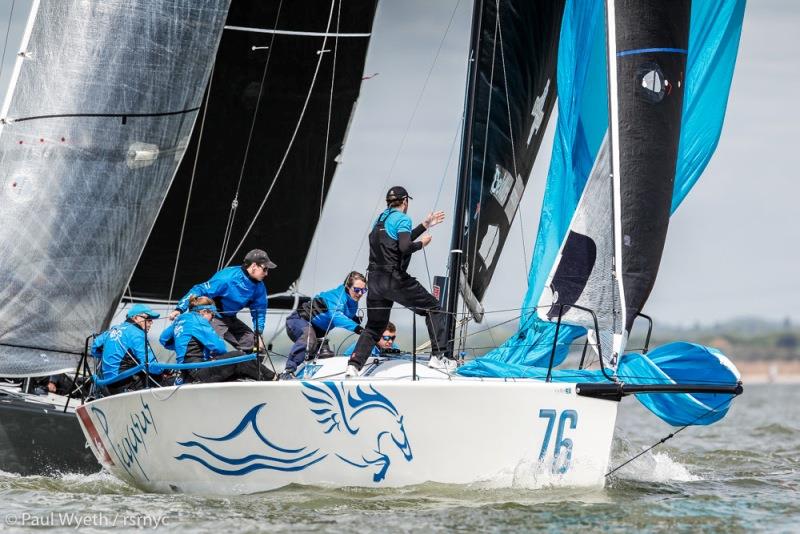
[174,381,413,482]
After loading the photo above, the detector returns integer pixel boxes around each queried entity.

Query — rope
[604,395,739,478]
[224,0,337,266]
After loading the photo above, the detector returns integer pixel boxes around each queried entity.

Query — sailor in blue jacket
[343,321,399,357]
[168,249,276,352]
[160,296,274,383]
[95,303,163,394]
[282,272,367,378]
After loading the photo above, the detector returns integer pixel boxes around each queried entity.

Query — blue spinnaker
[458,342,740,426]
[460,0,746,372]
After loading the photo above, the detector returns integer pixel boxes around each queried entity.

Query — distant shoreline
[735,360,800,384]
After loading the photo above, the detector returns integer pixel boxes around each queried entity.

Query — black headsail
[537,1,691,367]
[446,0,566,328]
[607,0,691,359]
[129,0,378,306]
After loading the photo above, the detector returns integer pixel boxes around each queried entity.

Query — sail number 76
[538,409,578,474]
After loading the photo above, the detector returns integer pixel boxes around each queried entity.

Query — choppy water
[1,383,797,533]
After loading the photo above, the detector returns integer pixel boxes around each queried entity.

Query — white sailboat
[72,0,747,495]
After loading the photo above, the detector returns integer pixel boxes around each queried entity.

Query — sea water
[0,383,796,533]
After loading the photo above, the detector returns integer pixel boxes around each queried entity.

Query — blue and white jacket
[96,320,160,381]
[306,284,360,333]
[176,266,268,332]
[160,311,228,363]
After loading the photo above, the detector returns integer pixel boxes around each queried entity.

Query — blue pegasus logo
[174,382,412,482]
[301,381,413,482]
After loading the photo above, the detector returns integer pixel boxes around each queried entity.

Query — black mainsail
[129,0,378,306]
[447,0,566,324]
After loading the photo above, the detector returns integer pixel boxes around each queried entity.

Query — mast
[445,0,484,355]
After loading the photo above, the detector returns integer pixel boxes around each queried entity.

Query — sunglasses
[257,263,270,271]
[137,315,154,322]
[381,335,396,341]
[351,287,368,295]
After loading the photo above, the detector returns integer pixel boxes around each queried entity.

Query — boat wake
[609,435,700,483]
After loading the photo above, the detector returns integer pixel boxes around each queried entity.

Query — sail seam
[5,107,200,123]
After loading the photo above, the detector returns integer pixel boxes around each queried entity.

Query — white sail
[537,136,622,369]
[0,0,231,377]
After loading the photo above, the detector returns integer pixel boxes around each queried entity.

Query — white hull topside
[76,358,619,495]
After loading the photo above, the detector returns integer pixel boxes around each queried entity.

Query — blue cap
[126,303,161,319]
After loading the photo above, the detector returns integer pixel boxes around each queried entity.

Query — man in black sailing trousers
[346,186,451,378]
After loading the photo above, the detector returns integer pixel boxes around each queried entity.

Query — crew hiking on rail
[346,186,452,378]
[161,296,275,384]
[91,303,166,395]
[169,249,276,352]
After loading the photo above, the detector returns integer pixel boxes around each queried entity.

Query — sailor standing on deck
[346,186,450,377]
[168,249,276,352]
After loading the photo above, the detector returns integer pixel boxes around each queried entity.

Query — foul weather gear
[175,266,267,332]
[349,209,448,370]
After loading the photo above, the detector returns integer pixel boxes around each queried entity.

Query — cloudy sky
[1,0,797,330]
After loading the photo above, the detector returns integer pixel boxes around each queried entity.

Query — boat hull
[77,378,618,494]
[0,390,99,475]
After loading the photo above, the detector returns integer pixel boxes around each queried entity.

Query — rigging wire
[217,0,285,268]
[467,3,499,295]
[224,0,337,266]
[420,109,467,291]
[604,395,739,478]
[349,0,463,271]
[0,0,15,88]
[312,0,342,291]
[169,63,216,301]
[495,4,529,274]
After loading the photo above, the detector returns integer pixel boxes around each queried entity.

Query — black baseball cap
[386,186,412,202]
[243,249,277,269]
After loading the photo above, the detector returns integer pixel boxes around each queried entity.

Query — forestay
[0,0,230,376]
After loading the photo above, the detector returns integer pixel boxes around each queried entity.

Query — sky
[1,0,798,331]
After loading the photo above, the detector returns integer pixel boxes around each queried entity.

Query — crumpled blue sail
[460,0,746,373]
[459,342,740,426]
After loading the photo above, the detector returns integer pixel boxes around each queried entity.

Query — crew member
[168,249,276,352]
[346,186,449,377]
[95,303,164,394]
[343,321,399,357]
[282,272,367,379]
[160,296,274,383]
